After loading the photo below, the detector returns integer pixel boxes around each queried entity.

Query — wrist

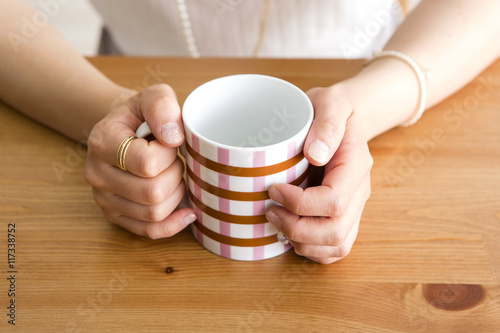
[102,84,137,113]
[94,84,136,120]
[80,83,136,144]
[334,57,421,140]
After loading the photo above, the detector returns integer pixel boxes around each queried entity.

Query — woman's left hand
[265,86,373,264]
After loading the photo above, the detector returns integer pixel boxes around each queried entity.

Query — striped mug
[138,74,313,261]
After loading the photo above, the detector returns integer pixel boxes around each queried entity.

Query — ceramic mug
[136,74,314,261]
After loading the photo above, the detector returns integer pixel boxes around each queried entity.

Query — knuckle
[328,193,346,217]
[84,167,102,189]
[327,226,348,246]
[86,134,98,152]
[288,226,305,243]
[144,182,166,205]
[318,118,342,143]
[137,150,160,177]
[319,118,340,135]
[86,127,102,150]
[150,95,176,114]
[143,224,162,240]
[161,83,176,96]
[150,83,175,95]
[146,204,166,222]
[298,194,315,216]
[336,242,352,258]
[83,166,94,186]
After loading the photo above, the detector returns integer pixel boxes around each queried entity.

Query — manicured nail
[182,213,197,226]
[277,231,290,245]
[308,139,330,165]
[161,122,183,145]
[265,210,280,227]
[268,186,283,204]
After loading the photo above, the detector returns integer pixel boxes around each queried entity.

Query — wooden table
[1,57,499,332]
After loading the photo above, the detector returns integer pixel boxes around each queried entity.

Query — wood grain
[1,57,499,332]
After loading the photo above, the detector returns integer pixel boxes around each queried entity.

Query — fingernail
[308,139,330,165]
[182,213,197,226]
[268,186,283,204]
[161,122,183,145]
[277,231,290,245]
[265,210,280,227]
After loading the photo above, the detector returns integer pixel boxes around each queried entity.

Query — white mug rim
[182,74,314,152]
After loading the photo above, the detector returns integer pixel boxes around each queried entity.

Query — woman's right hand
[84,84,197,239]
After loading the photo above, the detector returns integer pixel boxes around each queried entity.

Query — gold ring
[117,136,136,172]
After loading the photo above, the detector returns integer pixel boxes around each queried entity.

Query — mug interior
[182,75,313,148]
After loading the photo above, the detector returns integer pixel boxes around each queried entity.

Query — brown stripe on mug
[188,190,268,224]
[186,142,305,177]
[194,221,278,247]
[187,165,311,201]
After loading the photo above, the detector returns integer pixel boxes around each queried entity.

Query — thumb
[133,83,184,147]
[304,87,353,166]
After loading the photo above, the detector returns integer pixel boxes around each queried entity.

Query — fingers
[304,87,353,166]
[268,111,372,217]
[123,139,178,178]
[265,107,372,264]
[110,208,196,240]
[266,181,368,246]
[87,88,181,179]
[85,83,191,240]
[269,181,353,218]
[292,219,360,262]
[93,180,187,222]
[89,132,178,178]
[92,175,197,240]
[86,157,185,205]
[133,84,184,147]
[268,156,370,217]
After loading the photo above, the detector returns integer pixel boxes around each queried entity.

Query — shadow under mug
[136,74,314,261]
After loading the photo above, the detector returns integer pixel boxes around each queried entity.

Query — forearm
[339,0,500,140]
[0,0,132,142]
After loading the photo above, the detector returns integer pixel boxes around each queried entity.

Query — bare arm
[0,0,132,142]
[341,0,500,139]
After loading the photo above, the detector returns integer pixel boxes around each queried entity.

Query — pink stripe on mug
[253,151,266,260]
[217,147,231,258]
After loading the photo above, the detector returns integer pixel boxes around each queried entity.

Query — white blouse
[89,0,413,58]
